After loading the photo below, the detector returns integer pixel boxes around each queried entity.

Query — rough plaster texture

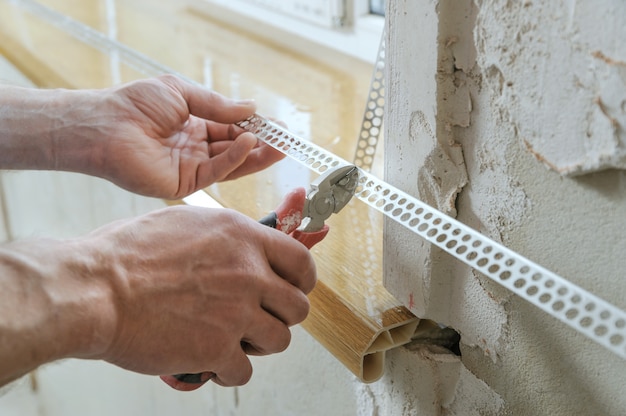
[477,1,626,175]
[385,0,626,415]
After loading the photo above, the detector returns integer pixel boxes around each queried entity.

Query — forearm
[0,85,105,173]
[0,238,115,386]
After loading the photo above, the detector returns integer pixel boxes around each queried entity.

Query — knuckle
[233,365,253,386]
[300,255,318,294]
[291,293,311,325]
[274,328,292,353]
[157,73,181,86]
[216,358,253,387]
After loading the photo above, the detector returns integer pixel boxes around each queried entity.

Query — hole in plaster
[409,321,462,357]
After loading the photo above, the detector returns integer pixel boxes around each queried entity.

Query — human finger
[160,74,256,124]
[260,277,310,326]
[241,314,293,356]
[213,144,286,181]
[196,133,259,185]
[261,227,317,294]
[211,349,253,387]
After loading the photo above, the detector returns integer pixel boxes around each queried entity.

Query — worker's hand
[78,75,283,199]
[80,206,316,386]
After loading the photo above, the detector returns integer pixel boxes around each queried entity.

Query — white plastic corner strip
[236,115,626,361]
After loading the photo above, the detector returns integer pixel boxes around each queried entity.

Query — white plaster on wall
[385,0,510,360]
[381,1,626,414]
[354,345,503,416]
[383,1,513,410]
[475,0,626,175]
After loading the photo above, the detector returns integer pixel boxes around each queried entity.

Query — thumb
[161,75,257,123]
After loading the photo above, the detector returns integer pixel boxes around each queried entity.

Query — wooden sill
[0,0,418,382]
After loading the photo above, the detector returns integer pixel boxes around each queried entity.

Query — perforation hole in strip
[237,114,626,360]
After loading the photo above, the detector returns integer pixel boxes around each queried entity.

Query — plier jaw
[300,165,360,232]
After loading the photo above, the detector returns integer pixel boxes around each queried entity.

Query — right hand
[83,205,316,386]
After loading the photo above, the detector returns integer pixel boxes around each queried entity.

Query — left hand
[75,75,284,198]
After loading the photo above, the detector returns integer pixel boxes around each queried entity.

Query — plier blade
[300,165,360,232]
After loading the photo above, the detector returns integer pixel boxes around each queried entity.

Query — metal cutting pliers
[259,164,359,248]
[160,164,360,391]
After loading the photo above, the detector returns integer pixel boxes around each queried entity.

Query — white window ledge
[188,0,384,65]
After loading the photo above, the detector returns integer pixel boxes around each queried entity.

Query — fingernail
[235,98,256,106]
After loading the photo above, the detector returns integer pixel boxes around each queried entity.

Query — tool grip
[160,372,215,392]
[160,212,293,391]
[161,188,325,391]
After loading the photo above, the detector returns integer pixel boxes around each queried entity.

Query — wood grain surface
[0,0,418,382]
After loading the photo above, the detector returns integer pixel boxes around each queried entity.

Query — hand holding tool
[160,165,359,391]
